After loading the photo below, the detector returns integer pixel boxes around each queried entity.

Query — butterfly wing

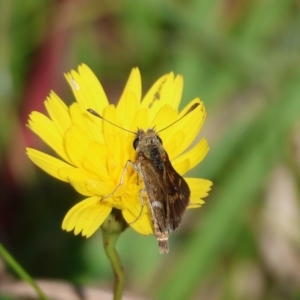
[162,152,190,230]
[137,152,170,253]
[138,153,169,232]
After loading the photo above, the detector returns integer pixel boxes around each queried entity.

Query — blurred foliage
[1,0,300,299]
[0,243,48,299]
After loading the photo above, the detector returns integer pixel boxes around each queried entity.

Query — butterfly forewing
[138,152,168,230]
[162,152,190,230]
[137,152,170,252]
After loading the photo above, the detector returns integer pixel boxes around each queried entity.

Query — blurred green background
[1,0,300,299]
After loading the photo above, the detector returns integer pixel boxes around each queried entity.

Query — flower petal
[173,138,209,172]
[162,129,185,160]
[171,157,190,175]
[81,142,110,181]
[28,112,69,162]
[149,105,178,132]
[84,179,115,197]
[62,196,112,237]
[64,124,91,167]
[142,72,178,120]
[65,64,109,114]
[58,167,99,196]
[170,75,183,109]
[26,148,72,181]
[44,91,72,136]
[123,204,153,235]
[167,99,206,157]
[130,108,149,131]
[102,105,121,147]
[118,67,141,105]
[186,178,213,208]
[140,73,169,109]
[116,92,139,129]
[69,103,105,144]
[142,73,183,112]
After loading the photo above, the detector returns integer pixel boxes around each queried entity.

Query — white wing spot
[152,201,163,209]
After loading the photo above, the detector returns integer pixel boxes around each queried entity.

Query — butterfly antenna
[157,102,201,134]
[87,108,136,135]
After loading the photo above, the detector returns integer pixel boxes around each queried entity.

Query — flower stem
[101,209,128,300]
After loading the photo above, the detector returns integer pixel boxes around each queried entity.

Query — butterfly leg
[128,187,146,224]
[100,160,137,202]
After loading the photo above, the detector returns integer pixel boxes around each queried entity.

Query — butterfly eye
[133,138,139,149]
[157,136,163,145]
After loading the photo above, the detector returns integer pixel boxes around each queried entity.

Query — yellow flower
[26,64,212,238]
